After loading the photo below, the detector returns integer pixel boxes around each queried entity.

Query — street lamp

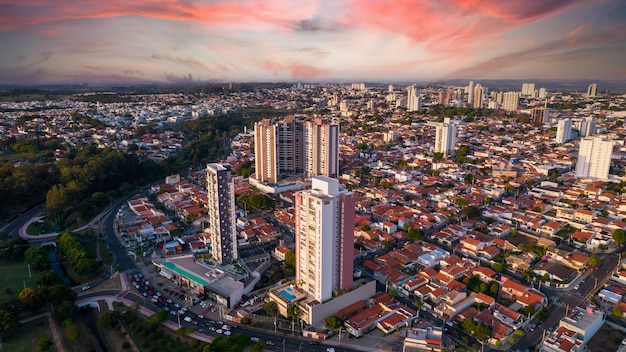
[282,339,285,352]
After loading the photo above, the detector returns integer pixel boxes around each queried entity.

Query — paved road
[511,253,619,350]
[1,204,44,238]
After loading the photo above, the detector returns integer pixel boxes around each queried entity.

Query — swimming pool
[280,288,296,300]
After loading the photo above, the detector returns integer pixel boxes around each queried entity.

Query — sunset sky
[1,0,625,84]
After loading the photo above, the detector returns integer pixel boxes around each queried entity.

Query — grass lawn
[0,261,38,293]
[2,316,56,352]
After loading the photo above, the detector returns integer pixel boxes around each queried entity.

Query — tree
[433,152,444,161]
[24,246,51,270]
[0,308,19,337]
[177,326,195,335]
[18,287,46,311]
[52,299,78,322]
[406,227,423,242]
[264,301,278,316]
[63,319,81,342]
[47,284,77,306]
[287,304,301,321]
[35,336,54,352]
[325,315,342,330]
[100,310,121,328]
[284,249,295,269]
[37,270,61,286]
[612,306,624,318]
[147,309,169,326]
[613,229,626,246]
[589,255,601,266]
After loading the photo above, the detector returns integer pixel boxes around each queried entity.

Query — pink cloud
[0,0,319,32]
[260,60,329,80]
[341,0,588,52]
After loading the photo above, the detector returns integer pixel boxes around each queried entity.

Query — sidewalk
[19,311,65,352]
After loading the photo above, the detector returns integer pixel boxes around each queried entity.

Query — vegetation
[325,315,342,330]
[56,232,97,276]
[237,194,278,211]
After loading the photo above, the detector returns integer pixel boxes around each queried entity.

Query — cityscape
[2,1,626,352]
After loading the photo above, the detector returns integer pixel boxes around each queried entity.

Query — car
[251,337,260,343]
[81,285,91,291]
[309,341,318,345]
[208,327,216,331]
[595,265,601,270]
[197,315,204,319]
[184,316,192,323]
[216,329,223,334]
[170,311,177,316]
[327,348,335,352]
[223,330,231,336]
[266,341,275,346]
[574,284,580,290]
[529,324,537,332]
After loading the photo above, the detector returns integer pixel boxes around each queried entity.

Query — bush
[122,342,131,349]
[495,340,503,347]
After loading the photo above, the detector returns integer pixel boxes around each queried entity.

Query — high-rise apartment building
[206,163,237,264]
[538,87,547,99]
[467,81,475,106]
[575,136,613,180]
[531,107,548,124]
[473,84,484,108]
[294,177,354,302]
[580,116,596,137]
[254,117,338,184]
[555,118,572,144]
[587,83,597,97]
[522,83,536,96]
[407,85,422,111]
[434,118,457,158]
[502,92,519,111]
[304,119,339,180]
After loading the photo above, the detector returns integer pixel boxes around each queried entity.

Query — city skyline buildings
[1,1,625,85]
[434,118,457,158]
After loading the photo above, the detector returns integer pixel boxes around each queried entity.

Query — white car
[184,316,192,323]
[81,285,91,291]
[216,329,223,334]
[223,330,231,336]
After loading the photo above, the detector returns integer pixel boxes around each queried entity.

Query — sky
[1,0,625,85]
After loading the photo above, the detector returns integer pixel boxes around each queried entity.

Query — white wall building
[575,136,613,180]
[555,118,573,144]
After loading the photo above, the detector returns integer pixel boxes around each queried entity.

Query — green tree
[326,315,342,330]
[52,299,78,322]
[37,269,61,286]
[287,304,301,321]
[0,308,19,338]
[24,246,51,270]
[433,152,444,161]
[147,309,169,326]
[35,336,54,352]
[522,305,536,317]
[284,249,295,269]
[63,319,81,342]
[613,229,626,246]
[264,301,278,316]
[100,310,121,328]
[18,287,46,311]
[177,326,195,335]
[407,227,423,242]
[589,255,601,266]
[612,306,623,318]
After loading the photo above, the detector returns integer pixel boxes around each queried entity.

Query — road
[511,252,619,351]
[1,204,44,239]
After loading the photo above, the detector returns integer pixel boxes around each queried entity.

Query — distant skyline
[1,0,625,85]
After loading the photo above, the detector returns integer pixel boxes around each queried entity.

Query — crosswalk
[549,291,588,309]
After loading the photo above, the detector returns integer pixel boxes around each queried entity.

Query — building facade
[206,163,237,264]
[254,117,338,184]
[295,176,355,302]
[555,118,572,144]
[407,85,422,111]
[502,91,519,111]
[434,118,457,158]
[575,136,613,180]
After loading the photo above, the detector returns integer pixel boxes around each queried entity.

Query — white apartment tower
[522,83,536,96]
[467,81,475,106]
[555,118,573,144]
[580,116,596,137]
[206,163,237,264]
[434,118,457,158]
[587,83,597,97]
[575,136,613,180]
[254,117,338,184]
[407,85,422,111]
[502,91,519,111]
[295,177,355,302]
